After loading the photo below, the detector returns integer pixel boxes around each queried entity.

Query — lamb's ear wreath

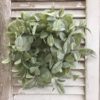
[2,9,94,94]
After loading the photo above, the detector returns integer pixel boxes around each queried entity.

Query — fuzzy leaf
[14,59,21,65]
[73,51,80,61]
[15,36,33,51]
[31,57,37,64]
[47,35,54,47]
[30,67,40,76]
[63,40,68,54]
[65,54,75,63]
[2,58,10,64]
[63,14,73,26]
[52,78,65,94]
[57,50,64,60]
[40,32,48,39]
[58,32,66,41]
[53,19,65,31]
[52,61,62,74]
[63,62,74,68]
[32,23,38,35]
[59,9,64,17]
[54,39,62,50]
[23,79,35,89]
[79,48,95,56]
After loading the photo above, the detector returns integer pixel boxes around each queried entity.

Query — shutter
[8,0,100,100]
[11,1,86,100]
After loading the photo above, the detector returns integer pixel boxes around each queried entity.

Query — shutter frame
[86,0,100,100]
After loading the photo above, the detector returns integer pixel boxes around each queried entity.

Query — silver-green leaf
[52,61,62,74]
[47,35,54,47]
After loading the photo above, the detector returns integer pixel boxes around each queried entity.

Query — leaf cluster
[3,9,94,94]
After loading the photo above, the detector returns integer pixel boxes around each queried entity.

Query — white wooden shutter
[10,0,100,100]
[86,0,100,100]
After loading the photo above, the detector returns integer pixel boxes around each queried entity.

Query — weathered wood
[11,10,85,18]
[11,1,85,10]
[0,0,12,100]
[12,0,85,2]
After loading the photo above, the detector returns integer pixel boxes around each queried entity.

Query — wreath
[2,9,94,94]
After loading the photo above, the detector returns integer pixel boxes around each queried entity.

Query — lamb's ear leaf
[50,47,57,58]
[1,58,10,64]
[32,23,38,35]
[59,9,64,17]
[47,34,54,47]
[53,19,65,31]
[52,61,62,74]
[23,79,36,89]
[54,39,62,50]
[51,78,65,94]
[56,81,65,94]
[63,40,68,54]
[21,12,29,20]
[58,32,66,41]
[65,54,75,63]
[14,59,21,65]
[63,14,73,26]
[73,51,81,61]
[57,50,64,60]
[8,19,25,35]
[15,36,33,51]
[79,48,95,56]
[30,67,40,76]
[40,32,48,39]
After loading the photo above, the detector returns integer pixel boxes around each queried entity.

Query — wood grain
[0,0,12,100]
[11,1,85,10]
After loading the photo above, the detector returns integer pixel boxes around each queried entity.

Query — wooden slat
[11,17,85,22]
[11,10,85,18]
[12,78,85,87]
[11,16,85,20]
[13,86,84,95]
[12,0,85,2]
[11,1,85,10]
[14,95,84,100]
